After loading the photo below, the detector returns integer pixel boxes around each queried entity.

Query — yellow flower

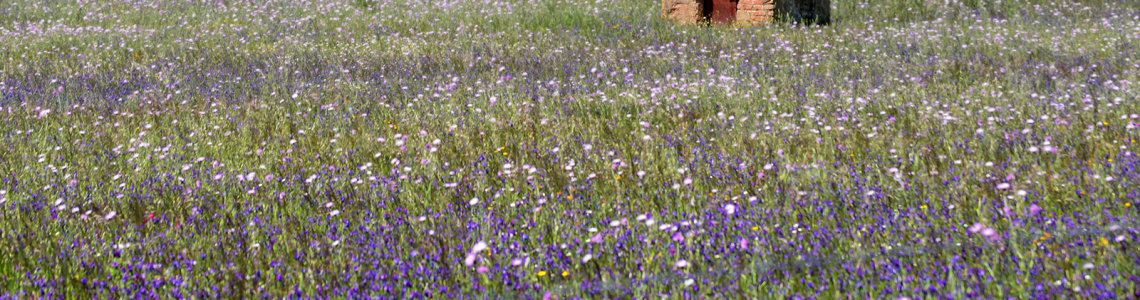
[1126,202,1132,208]
[752,226,759,231]
[561,271,569,277]
[537,271,547,277]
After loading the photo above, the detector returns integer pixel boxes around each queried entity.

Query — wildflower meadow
[1,0,1139,298]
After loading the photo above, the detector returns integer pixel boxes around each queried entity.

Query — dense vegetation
[1,0,1139,298]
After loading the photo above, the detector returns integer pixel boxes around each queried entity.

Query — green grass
[0,0,1138,298]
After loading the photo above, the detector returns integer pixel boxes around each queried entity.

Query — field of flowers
[1,0,1139,298]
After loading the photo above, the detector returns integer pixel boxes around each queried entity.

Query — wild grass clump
[0,0,1139,298]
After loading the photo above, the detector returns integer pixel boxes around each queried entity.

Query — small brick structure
[662,0,830,26]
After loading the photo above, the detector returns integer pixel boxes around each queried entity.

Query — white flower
[996,183,1011,190]
[329,210,341,216]
[469,197,480,205]
[582,254,593,263]
[674,259,690,268]
[725,204,736,215]
[464,253,477,266]
[472,241,488,254]
[104,211,117,221]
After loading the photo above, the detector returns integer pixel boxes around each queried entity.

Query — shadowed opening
[702,0,738,25]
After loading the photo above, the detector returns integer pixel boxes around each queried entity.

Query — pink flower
[589,234,603,244]
[980,228,999,240]
[968,223,984,233]
[1029,204,1042,215]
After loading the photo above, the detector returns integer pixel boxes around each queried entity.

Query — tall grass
[0,0,1138,298]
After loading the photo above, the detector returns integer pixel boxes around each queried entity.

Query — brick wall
[663,0,828,26]
[661,0,704,25]
[736,0,775,24]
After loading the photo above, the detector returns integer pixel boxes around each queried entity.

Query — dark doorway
[703,0,738,25]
